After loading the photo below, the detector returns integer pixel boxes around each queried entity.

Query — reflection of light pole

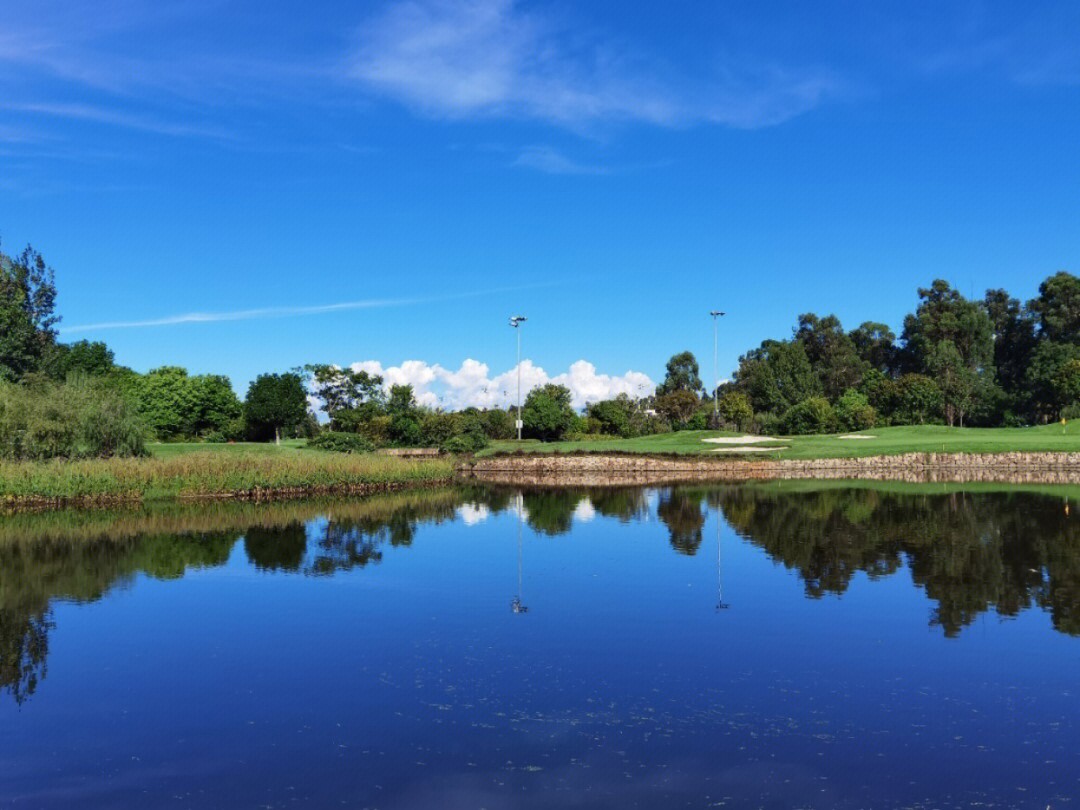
[710,310,726,421]
[716,505,729,612]
[511,491,528,614]
[510,316,527,441]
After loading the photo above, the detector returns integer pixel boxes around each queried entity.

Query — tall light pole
[709,311,726,422]
[510,316,527,440]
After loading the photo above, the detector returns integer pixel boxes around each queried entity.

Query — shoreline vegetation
[6,426,1080,510]
[0,448,454,509]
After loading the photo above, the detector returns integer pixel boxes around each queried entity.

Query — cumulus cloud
[349,358,654,411]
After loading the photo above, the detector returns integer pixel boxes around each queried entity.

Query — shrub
[307,432,374,454]
[781,397,837,435]
[441,435,476,454]
[1061,404,1080,421]
[717,391,754,431]
[0,375,147,460]
[835,389,877,431]
[754,412,784,436]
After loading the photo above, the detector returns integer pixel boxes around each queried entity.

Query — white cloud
[512,145,608,175]
[348,358,655,411]
[347,0,843,129]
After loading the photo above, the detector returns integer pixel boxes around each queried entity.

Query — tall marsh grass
[0,450,455,506]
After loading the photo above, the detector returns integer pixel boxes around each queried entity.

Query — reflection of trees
[0,488,469,706]
[717,486,1080,637]
[590,488,650,522]
[522,490,579,536]
[0,532,236,705]
[0,606,51,706]
[657,489,706,555]
[245,523,308,572]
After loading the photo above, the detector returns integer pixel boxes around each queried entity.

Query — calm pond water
[2,484,1080,809]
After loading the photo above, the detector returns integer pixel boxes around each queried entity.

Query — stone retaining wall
[460,453,1080,487]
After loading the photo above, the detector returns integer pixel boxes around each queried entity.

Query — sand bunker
[702,435,780,445]
[837,434,877,440]
[711,446,788,453]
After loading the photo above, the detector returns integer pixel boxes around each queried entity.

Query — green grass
[147,439,309,459]
[0,447,454,507]
[481,423,1080,459]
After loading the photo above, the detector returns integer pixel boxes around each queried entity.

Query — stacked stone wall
[460,453,1080,487]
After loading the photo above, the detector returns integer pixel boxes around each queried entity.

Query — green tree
[655,389,700,429]
[245,372,309,443]
[735,339,822,415]
[0,245,59,382]
[1030,271,1080,345]
[900,280,994,373]
[1026,341,1080,421]
[927,340,978,427]
[1053,360,1080,410]
[133,366,199,439]
[849,321,897,375]
[522,384,574,441]
[794,313,867,401]
[893,374,942,425]
[717,390,754,431]
[835,389,876,431]
[781,396,837,435]
[984,289,1037,417]
[656,351,703,396]
[587,398,632,437]
[44,340,116,380]
[191,374,242,438]
[305,364,385,422]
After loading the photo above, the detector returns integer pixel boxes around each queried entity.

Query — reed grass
[0,450,455,507]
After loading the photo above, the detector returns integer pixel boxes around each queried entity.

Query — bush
[441,435,477,454]
[754,412,784,436]
[307,432,374,454]
[0,375,147,460]
[717,391,754,431]
[1061,404,1080,421]
[834,389,877,431]
[781,397,837,435]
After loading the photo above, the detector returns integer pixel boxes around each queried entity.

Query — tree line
[5,237,1079,458]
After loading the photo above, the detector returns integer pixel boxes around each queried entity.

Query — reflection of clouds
[572,499,596,523]
[456,503,490,526]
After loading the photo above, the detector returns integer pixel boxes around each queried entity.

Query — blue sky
[2,0,1079,406]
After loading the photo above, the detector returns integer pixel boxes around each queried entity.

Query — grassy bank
[481,423,1080,459]
[0,448,454,507]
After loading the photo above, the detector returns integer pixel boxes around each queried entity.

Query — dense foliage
[0,375,146,460]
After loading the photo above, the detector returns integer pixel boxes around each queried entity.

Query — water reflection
[4,483,1080,707]
[511,492,528,615]
[717,484,1080,637]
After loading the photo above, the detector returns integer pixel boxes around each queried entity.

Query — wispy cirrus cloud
[62,298,417,334]
[10,102,231,140]
[347,0,845,130]
[62,283,554,334]
[512,146,609,175]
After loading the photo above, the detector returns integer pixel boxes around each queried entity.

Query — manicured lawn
[482,423,1080,459]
